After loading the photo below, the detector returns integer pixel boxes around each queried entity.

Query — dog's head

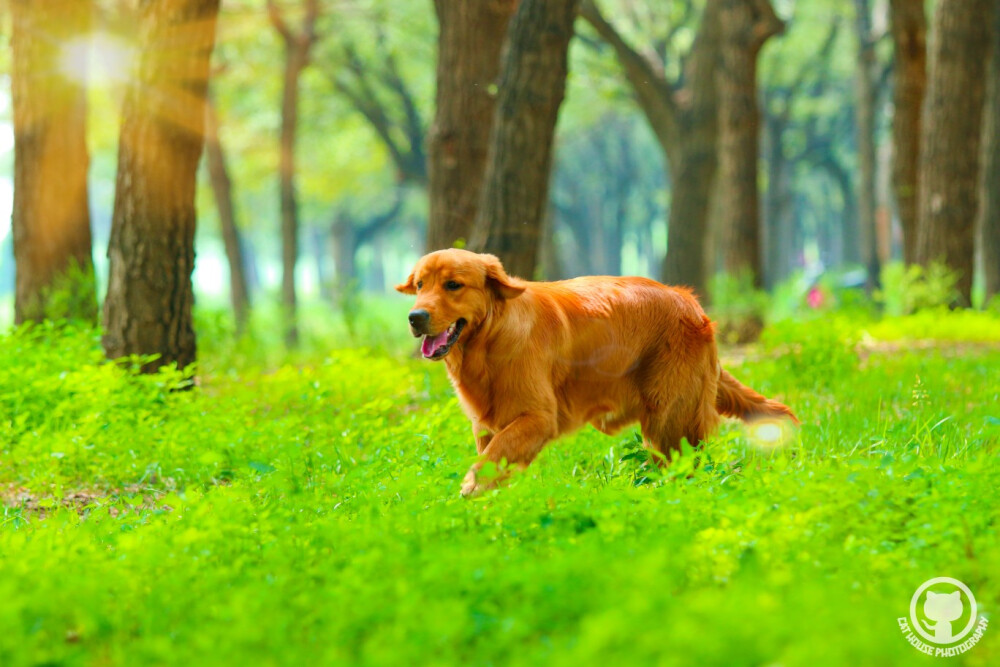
[396,249,525,360]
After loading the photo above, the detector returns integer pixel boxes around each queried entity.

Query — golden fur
[397,249,797,496]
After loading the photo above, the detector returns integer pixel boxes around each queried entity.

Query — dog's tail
[716,370,798,424]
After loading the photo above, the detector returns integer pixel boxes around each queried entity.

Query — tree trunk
[310,225,332,301]
[331,213,357,290]
[102,0,220,372]
[889,0,926,266]
[11,0,96,325]
[269,0,319,348]
[820,155,857,266]
[426,0,518,251]
[278,51,306,347]
[916,0,995,307]
[717,0,784,288]
[471,0,579,279]
[664,2,721,296]
[855,0,881,292]
[581,0,720,296]
[204,97,250,335]
[980,5,1000,305]
[763,115,794,287]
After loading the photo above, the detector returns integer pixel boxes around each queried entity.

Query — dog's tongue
[421,330,449,357]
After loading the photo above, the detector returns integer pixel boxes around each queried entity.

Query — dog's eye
[445,280,462,291]
[416,280,423,291]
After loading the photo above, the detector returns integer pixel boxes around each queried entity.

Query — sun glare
[746,418,794,451]
[58,32,136,88]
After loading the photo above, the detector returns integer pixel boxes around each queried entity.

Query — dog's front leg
[461,411,557,497]
[472,422,493,454]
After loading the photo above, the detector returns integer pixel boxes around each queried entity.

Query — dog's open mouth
[421,319,466,359]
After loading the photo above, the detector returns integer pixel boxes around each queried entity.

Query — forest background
[4,0,998,349]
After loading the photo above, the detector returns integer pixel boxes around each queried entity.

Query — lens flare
[58,32,136,88]
[746,417,794,450]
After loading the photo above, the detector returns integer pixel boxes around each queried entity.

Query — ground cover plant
[2,307,999,666]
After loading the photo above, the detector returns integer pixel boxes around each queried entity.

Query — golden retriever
[397,249,797,496]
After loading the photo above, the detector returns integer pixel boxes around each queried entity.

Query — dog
[396,249,797,496]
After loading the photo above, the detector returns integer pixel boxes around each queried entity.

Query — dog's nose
[408,309,430,331]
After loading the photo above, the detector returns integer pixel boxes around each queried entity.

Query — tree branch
[266,0,293,43]
[750,0,785,50]
[579,0,678,146]
[356,187,405,246]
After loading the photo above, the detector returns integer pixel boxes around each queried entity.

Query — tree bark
[426,0,518,251]
[889,0,926,266]
[102,0,220,372]
[269,0,319,348]
[717,0,784,288]
[581,0,720,297]
[204,96,250,335]
[855,0,881,292]
[11,0,96,325]
[981,5,1000,305]
[470,0,580,279]
[915,0,995,307]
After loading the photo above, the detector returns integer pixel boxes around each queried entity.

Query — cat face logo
[898,577,989,657]
[911,578,977,645]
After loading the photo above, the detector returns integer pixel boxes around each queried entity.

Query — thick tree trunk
[471,0,579,279]
[981,6,1000,305]
[102,0,220,372]
[855,0,881,292]
[426,0,518,251]
[915,0,995,307]
[717,0,784,288]
[11,0,96,324]
[204,97,250,335]
[889,0,926,266]
[664,1,721,296]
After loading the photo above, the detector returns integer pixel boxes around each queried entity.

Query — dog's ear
[395,271,417,295]
[483,254,526,299]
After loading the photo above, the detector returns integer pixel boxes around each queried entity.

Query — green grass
[2,308,999,666]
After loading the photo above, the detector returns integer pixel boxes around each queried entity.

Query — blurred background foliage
[0,0,997,337]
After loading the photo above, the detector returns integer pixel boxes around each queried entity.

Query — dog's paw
[460,468,487,498]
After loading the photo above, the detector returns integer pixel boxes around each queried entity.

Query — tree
[204,94,251,335]
[716,0,784,287]
[325,35,428,186]
[581,0,721,296]
[551,113,663,278]
[854,0,881,293]
[981,6,1000,305]
[888,0,926,266]
[10,0,97,324]
[268,0,320,348]
[330,190,404,289]
[470,0,580,278]
[426,0,518,252]
[103,0,221,372]
[915,0,996,307]
[761,18,841,287]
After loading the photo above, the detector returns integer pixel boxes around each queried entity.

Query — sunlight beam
[58,32,136,88]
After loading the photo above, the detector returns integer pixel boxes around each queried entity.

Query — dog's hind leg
[639,384,719,465]
[639,411,686,464]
